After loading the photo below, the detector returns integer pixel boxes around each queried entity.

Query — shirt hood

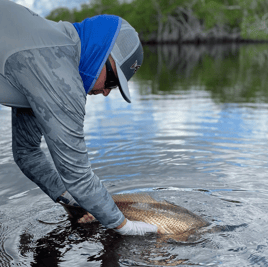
[73,15,122,94]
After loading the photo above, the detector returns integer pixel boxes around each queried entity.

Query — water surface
[1,44,268,266]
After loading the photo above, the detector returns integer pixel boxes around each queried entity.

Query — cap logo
[130,60,141,74]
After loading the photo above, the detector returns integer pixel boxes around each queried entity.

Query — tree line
[46,0,268,43]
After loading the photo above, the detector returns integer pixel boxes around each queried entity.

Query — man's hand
[77,213,95,223]
[114,218,165,235]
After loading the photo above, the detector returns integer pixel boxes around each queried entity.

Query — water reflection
[137,44,268,103]
[1,43,268,266]
[16,217,192,267]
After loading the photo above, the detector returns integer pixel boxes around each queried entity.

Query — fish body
[60,193,209,240]
[113,193,209,239]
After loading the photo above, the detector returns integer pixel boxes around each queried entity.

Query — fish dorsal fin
[112,193,158,203]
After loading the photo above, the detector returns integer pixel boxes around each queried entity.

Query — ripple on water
[0,186,266,266]
[1,56,268,266]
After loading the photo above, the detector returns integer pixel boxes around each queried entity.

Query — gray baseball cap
[111,19,143,103]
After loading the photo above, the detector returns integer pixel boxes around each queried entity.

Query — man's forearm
[116,218,127,229]
[12,108,66,201]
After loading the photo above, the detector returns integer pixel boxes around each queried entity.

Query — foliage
[136,44,268,103]
[46,0,268,42]
[46,7,75,22]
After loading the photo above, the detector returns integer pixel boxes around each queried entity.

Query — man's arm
[11,107,66,202]
[6,45,161,235]
[5,45,125,228]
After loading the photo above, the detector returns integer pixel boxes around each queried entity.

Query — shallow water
[1,44,268,266]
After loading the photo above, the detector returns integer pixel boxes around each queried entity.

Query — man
[0,0,160,235]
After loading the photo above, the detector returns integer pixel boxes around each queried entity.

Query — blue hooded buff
[73,15,122,94]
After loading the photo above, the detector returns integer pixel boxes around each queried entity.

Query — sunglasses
[105,58,119,90]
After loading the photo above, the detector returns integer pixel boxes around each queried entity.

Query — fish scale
[60,193,209,240]
[114,194,208,235]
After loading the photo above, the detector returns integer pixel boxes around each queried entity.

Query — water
[1,44,268,266]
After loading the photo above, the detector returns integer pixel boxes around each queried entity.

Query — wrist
[115,218,127,229]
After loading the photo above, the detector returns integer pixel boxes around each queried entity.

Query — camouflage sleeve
[11,107,66,201]
[5,45,125,229]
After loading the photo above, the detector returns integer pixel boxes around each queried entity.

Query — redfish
[60,193,209,241]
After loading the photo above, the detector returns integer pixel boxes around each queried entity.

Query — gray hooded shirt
[0,0,125,228]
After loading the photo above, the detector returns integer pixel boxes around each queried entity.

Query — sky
[11,0,91,17]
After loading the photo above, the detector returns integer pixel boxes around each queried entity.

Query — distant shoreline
[46,1,268,45]
[142,38,268,45]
